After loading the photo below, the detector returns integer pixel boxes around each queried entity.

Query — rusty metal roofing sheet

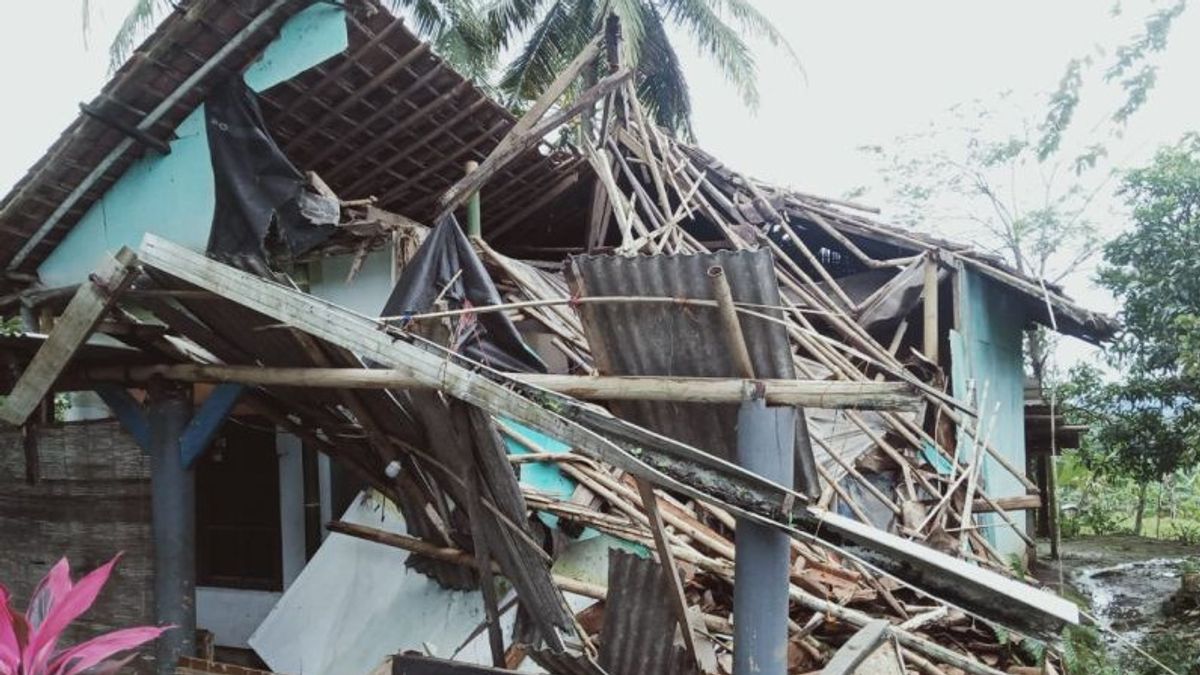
[566,249,818,493]
[598,550,699,675]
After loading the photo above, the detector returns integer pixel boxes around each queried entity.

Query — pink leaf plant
[0,554,170,675]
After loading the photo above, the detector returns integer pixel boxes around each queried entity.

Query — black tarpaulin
[205,78,337,262]
[383,215,546,374]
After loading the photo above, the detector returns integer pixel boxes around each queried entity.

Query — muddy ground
[1034,535,1199,648]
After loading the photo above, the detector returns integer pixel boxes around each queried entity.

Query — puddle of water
[1072,557,1185,645]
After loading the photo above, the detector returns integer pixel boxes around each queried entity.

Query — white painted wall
[250,492,613,675]
[277,431,307,588]
[197,587,283,649]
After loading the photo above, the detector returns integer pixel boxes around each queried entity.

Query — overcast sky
[2,1,1198,367]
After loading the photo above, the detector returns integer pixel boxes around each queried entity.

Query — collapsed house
[0,1,1115,674]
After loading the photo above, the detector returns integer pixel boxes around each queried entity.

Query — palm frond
[484,0,553,51]
[391,0,498,81]
[708,0,801,69]
[635,3,693,138]
[103,0,175,73]
[659,0,758,109]
[499,0,591,102]
[393,0,451,36]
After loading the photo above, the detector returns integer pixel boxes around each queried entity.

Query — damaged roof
[0,0,583,276]
[0,0,1115,343]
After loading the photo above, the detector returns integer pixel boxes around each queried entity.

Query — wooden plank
[80,363,923,411]
[855,639,905,675]
[821,619,890,675]
[0,248,138,425]
[436,35,603,217]
[177,656,284,675]
[969,493,1041,513]
[437,68,632,219]
[922,252,939,362]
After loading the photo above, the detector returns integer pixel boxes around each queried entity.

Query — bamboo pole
[80,364,921,411]
[923,252,939,363]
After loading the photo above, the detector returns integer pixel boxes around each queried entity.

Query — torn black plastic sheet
[382,214,547,374]
[205,77,338,263]
[136,233,1079,641]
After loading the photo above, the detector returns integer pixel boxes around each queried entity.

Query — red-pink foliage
[0,555,170,675]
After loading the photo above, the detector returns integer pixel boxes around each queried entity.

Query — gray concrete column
[733,398,797,675]
[147,381,195,675]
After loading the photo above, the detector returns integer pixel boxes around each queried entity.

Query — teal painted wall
[38,3,349,287]
[950,266,1028,559]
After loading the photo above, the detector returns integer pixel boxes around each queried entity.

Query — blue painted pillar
[733,398,796,675]
[147,381,195,675]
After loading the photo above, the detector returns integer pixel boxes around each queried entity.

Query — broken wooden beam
[0,248,139,425]
[437,68,632,220]
[79,363,923,411]
[820,619,891,675]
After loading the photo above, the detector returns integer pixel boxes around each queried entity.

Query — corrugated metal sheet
[566,249,818,494]
[599,550,699,675]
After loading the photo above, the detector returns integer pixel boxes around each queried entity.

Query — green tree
[1061,364,1197,535]
[1101,133,1200,376]
[1038,0,1192,162]
[482,0,797,137]
[1060,134,1200,535]
[85,0,798,138]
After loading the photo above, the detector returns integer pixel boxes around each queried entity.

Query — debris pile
[0,10,1117,675]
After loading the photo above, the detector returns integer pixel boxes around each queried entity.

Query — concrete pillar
[733,398,796,675]
[147,381,195,675]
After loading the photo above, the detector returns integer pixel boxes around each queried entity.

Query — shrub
[1168,521,1200,546]
[1121,631,1200,675]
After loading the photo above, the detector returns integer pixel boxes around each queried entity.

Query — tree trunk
[1134,481,1150,536]
[1167,473,1178,519]
[1156,481,1164,538]
[1026,328,1048,385]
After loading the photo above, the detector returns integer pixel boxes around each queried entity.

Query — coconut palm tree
[484,0,797,137]
[85,0,796,138]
